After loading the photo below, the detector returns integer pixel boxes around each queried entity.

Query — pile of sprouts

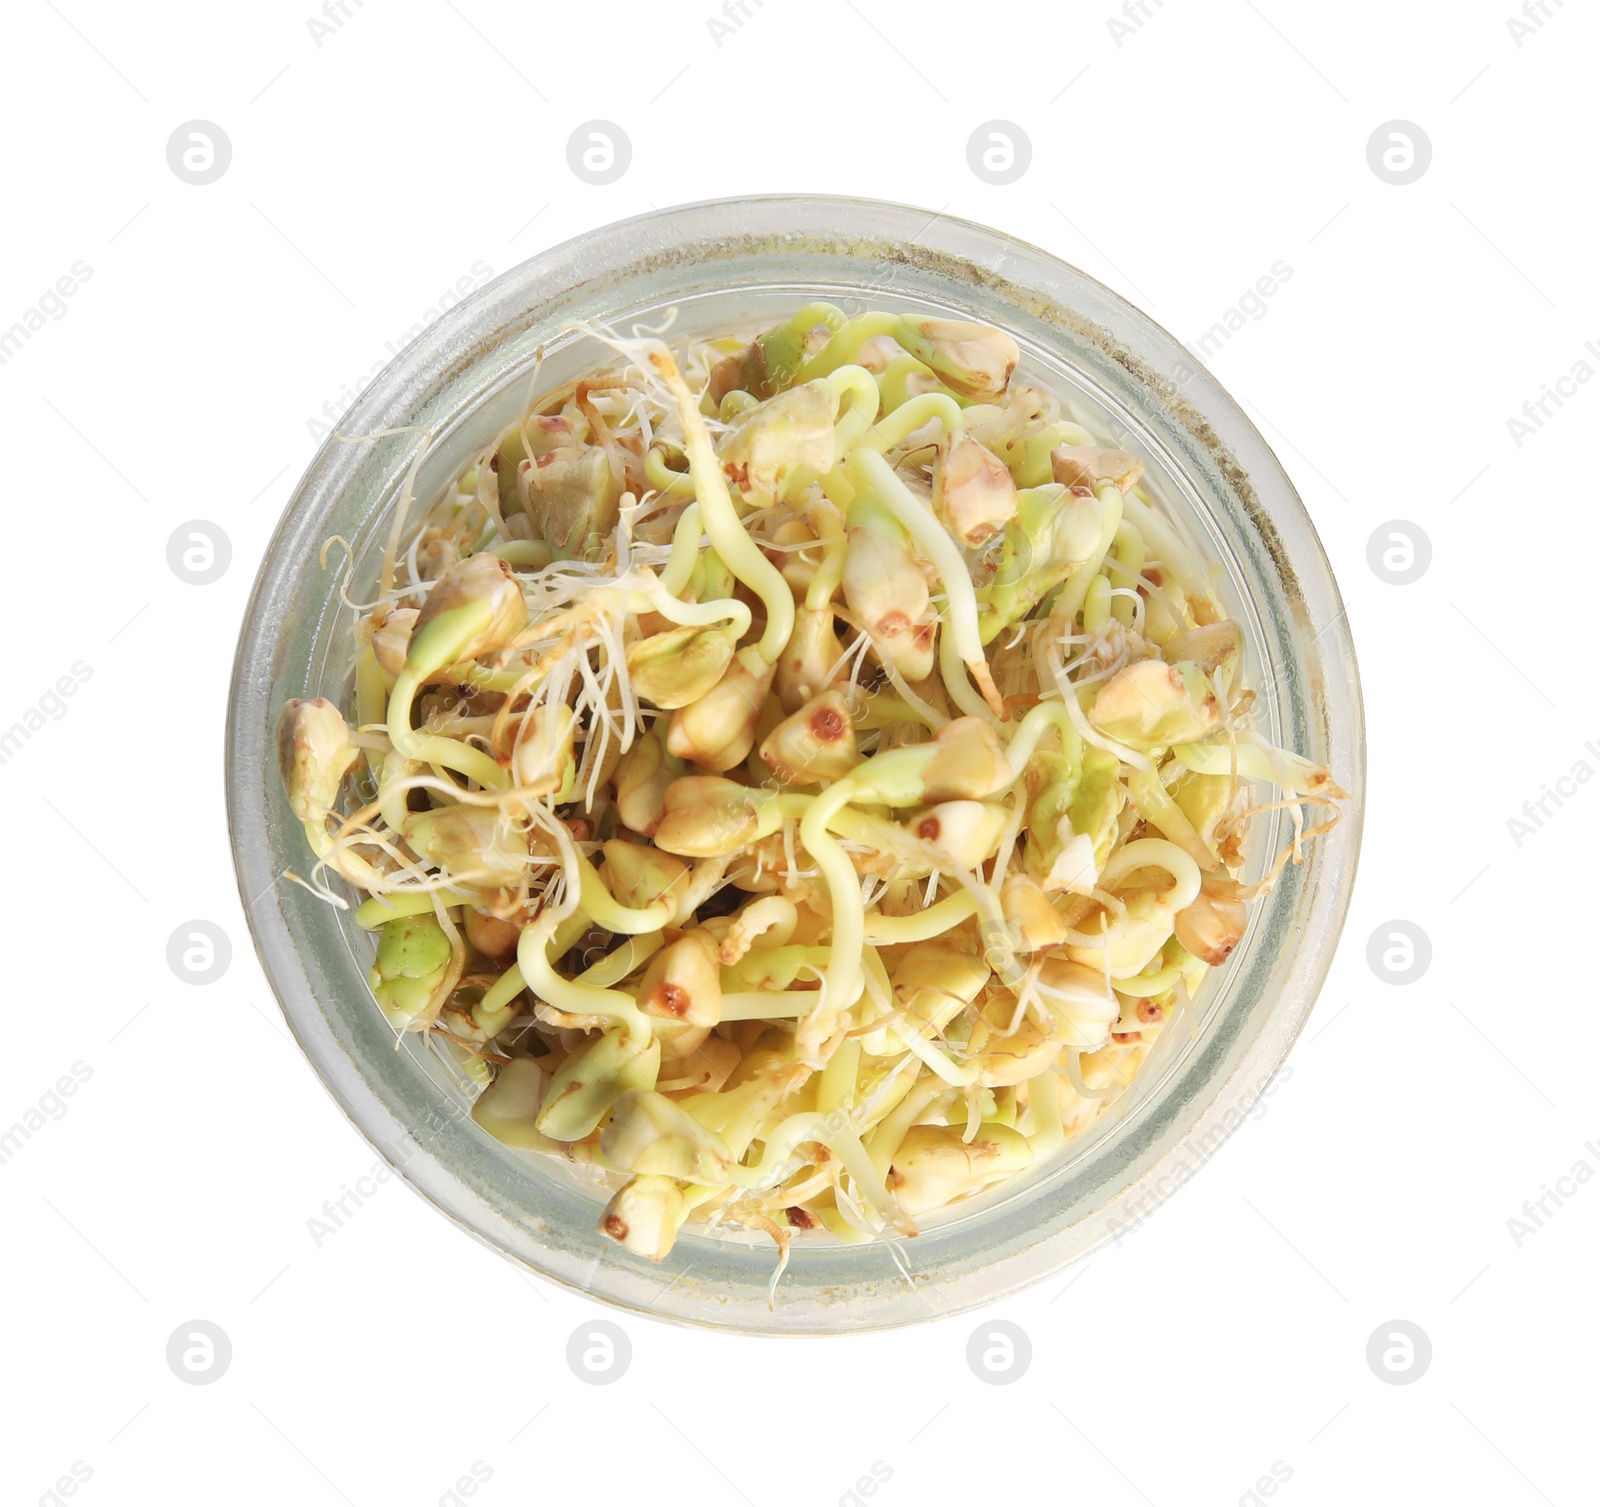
[277,302,1343,1284]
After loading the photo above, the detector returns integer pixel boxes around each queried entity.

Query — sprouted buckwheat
[276,305,1344,1288]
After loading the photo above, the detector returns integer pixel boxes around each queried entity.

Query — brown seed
[613,723,682,838]
[1050,445,1144,493]
[626,622,739,709]
[411,552,527,668]
[717,383,836,507]
[812,704,847,742]
[666,646,777,773]
[920,717,1014,802]
[517,444,623,560]
[1160,620,1242,675]
[1175,882,1248,967]
[654,776,768,857]
[758,689,859,786]
[934,434,1017,545]
[1000,874,1069,951]
[894,318,1019,400]
[843,517,929,674]
[1089,658,1222,749]
[775,606,845,714]
[465,908,520,959]
[636,933,723,1027]
[601,839,690,912]
[657,982,690,1018]
[369,607,418,678]
[276,697,360,823]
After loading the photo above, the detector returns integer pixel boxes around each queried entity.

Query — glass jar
[227,196,1363,1334]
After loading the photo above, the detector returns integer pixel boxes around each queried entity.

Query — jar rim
[227,195,1364,1333]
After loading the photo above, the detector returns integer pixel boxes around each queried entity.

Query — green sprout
[368,913,457,1032]
[601,1089,732,1182]
[472,1058,555,1151]
[626,622,740,710]
[536,1029,662,1142]
[978,484,1108,643]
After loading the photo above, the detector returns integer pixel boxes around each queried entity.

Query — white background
[2,1,1594,1503]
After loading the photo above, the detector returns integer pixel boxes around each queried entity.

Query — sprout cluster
[277,304,1344,1284]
